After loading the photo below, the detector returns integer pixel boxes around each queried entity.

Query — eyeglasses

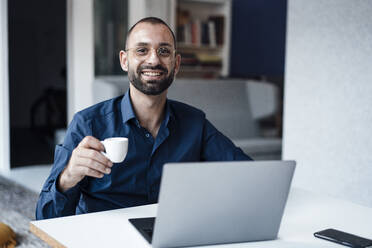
[125,46,176,60]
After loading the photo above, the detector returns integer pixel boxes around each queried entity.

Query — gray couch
[94,77,282,160]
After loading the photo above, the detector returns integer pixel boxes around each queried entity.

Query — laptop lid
[152,160,296,248]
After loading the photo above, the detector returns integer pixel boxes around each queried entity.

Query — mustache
[138,64,168,74]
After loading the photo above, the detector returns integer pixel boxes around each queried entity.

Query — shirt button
[145,133,150,138]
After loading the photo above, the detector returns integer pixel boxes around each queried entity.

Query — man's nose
[146,48,160,64]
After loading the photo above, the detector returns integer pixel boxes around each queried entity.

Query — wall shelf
[130,0,231,78]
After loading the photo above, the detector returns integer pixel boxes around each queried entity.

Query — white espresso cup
[100,137,128,163]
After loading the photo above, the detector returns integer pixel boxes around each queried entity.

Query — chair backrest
[167,79,260,139]
[246,81,279,120]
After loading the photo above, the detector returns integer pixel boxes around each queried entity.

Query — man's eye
[158,47,171,56]
[136,48,148,55]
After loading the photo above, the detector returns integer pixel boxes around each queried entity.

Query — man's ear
[119,50,128,72]
[174,53,181,75]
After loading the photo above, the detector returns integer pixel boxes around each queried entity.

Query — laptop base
[129,217,155,243]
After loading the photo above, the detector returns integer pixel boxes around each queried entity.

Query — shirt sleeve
[201,119,253,161]
[35,114,90,220]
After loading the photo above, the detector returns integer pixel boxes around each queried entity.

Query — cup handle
[100,141,109,159]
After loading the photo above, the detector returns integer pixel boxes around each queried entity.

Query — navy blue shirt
[36,90,252,220]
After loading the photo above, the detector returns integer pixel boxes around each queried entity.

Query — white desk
[30,188,372,248]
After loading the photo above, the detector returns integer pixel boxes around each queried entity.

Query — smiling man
[36,17,252,220]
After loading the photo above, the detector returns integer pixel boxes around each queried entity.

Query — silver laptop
[129,160,296,248]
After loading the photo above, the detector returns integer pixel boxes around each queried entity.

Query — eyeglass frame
[124,44,177,61]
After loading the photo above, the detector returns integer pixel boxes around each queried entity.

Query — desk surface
[30,188,372,248]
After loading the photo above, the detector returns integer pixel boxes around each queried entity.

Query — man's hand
[58,136,113,192]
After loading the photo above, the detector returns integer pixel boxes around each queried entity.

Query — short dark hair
[125,17,177,50]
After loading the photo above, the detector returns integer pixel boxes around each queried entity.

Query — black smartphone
[314,228,372,248]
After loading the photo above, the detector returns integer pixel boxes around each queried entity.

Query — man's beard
[128,63,175,96]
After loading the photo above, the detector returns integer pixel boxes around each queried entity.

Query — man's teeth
[143,71,161,76]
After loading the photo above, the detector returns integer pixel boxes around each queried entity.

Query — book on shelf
[175,7,225,78]
[196,53,222,67]
[208,15,224,46]
[207,21,216,47]
[179,52,199,66]
[176,9,224,48]
[179,51,222,68]
[176,25,185,44]
[184,22,192,45]
[191,19,201,46]
[201,21,210,46]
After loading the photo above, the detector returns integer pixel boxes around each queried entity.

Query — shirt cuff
[50,177,81,214]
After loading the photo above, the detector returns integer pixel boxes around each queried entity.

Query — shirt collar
[164,98,175,126]
[121,89,175,125]
[121,90,136,124]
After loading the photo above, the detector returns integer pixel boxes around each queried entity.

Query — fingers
[66,136,117,182]
[78,165,105,179]
[76,156,111,175]
[79,136,105,151]
[59,136,113,191]
[71,146,113,179]
[75,146,112,167]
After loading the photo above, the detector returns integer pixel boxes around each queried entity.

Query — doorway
[8,0,67,167]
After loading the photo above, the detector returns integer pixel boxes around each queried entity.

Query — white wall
[0,0,10,174]
[128,0,175,28]
[283,0,372,207]
[67,0,94,122]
